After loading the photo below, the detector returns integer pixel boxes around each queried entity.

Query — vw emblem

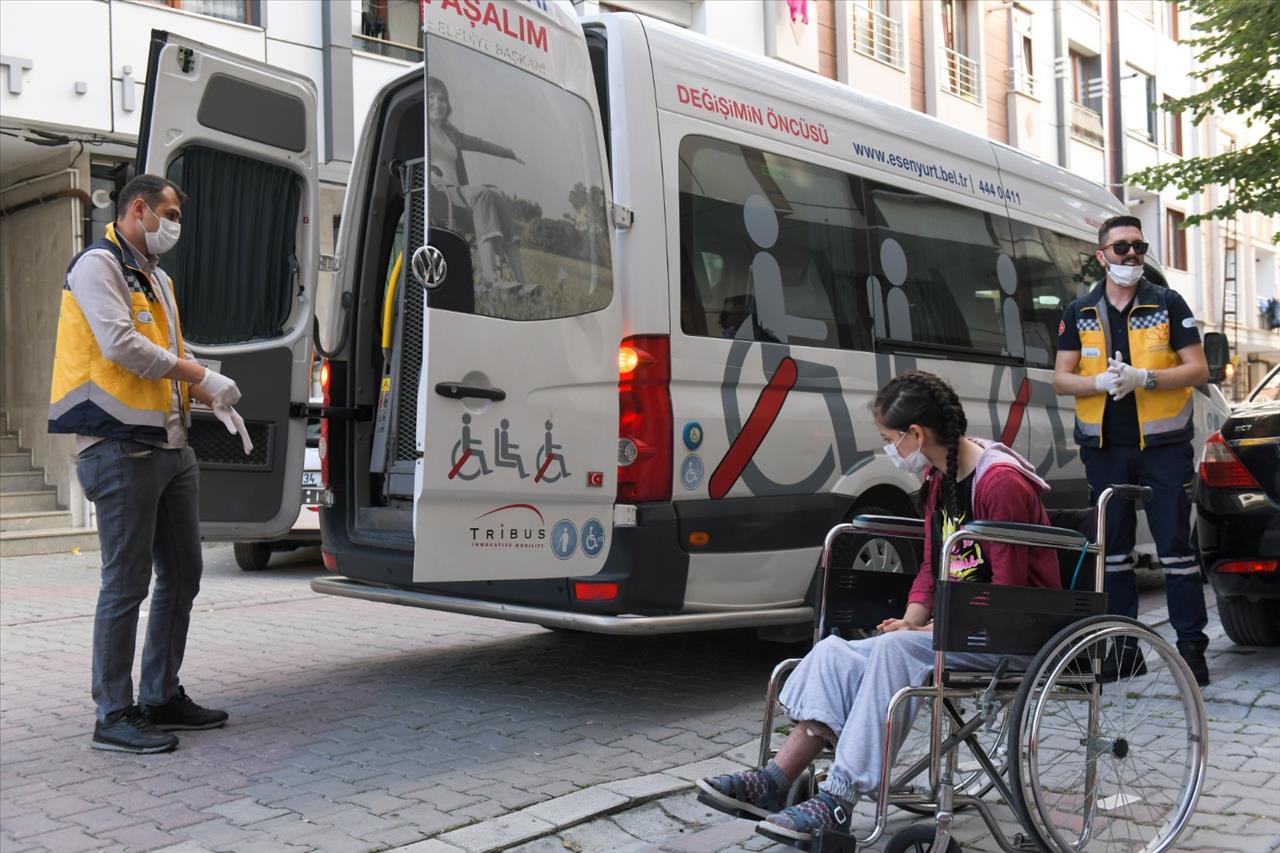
[412,245,447,290]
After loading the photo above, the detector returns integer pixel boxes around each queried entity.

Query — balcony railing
[851,5,903,69]
[1009,67,1037,98]
[941,47,979,102]
[352,33,423,62]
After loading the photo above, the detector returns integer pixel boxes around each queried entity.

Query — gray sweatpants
[779,631,1015,801]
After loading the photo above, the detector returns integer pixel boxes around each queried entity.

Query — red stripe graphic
[1000,377,1032,447]
[534,453,555,483]
[448,448,472,480]
[709,357,799,500]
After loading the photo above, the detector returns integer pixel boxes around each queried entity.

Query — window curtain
[164,145,301,344]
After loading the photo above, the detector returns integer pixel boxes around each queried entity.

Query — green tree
[1126,0,1280,238]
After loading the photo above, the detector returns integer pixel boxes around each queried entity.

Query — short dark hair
[1098,214,1142,246]
[117,174,186,216]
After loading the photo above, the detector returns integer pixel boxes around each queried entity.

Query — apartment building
[0,0,1275,551]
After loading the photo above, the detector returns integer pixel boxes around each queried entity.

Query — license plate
[302,471,321,488]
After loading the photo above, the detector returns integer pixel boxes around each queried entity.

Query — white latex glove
[213,405,254,455]
[1106,351,1148,401]
[196,367,241,407]
[1094,371,1118,394]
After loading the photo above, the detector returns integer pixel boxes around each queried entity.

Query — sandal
[755,791,852,846]
[695,769,784,820]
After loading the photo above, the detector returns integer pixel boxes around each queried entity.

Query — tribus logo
[469,503,548,549]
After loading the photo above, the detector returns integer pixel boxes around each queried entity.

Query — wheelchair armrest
[848,515,926,541]
[961,520,1092,553]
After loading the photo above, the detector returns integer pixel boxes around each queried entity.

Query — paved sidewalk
[2,546,1278,852]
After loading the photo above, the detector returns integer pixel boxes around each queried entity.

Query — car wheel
[234,541,273,572]
[1216,593,1280,646]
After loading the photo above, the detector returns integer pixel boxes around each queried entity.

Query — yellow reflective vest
[48,224,189,443]
[1070,280,1193,448]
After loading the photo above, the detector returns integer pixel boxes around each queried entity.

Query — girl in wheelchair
[698,370,1062,846]
[427,76,530,292]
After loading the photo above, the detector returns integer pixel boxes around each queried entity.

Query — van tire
[234,541,273,572]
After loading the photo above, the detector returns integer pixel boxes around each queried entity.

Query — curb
[391,752,755,853]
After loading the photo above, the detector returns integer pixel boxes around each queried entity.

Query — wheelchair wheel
[894,695,1009,815]
[1008,615,1207,852]
[885,823,961,853]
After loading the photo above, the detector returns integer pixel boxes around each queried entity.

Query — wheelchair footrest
[813,826,858,853]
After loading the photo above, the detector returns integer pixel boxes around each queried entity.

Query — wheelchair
[748,486,1207,852]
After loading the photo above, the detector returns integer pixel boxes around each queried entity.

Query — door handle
[434,382,505,402]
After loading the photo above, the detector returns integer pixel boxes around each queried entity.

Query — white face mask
[1105,260,1143,288]
[884,431,930,475]
[142,202,181,255]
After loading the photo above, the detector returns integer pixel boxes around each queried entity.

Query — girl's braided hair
[873,370,968,520]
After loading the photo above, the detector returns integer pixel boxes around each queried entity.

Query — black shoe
[141,687,228,731]
[1097,645,1148,684]
[1177,644,1210,687]
[93,706,179,753]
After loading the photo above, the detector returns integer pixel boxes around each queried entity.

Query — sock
[762,760,793,793]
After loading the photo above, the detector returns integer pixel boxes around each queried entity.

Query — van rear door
[137,31,318,540]
[409,10,621,582]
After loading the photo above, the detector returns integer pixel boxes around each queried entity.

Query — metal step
[0,527,100,557]
[0,435,18,454]
[0,490,61,513]
[0,510,74,533]
[0,471,47,492]
[0,452,36,474]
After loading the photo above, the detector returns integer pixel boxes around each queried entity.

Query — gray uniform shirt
[67,233,187,452]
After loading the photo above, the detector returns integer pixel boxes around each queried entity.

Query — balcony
[851,5,903,69]
[1070,101,1105,147]
[941,47,979,102]
[1009,68,1037,99]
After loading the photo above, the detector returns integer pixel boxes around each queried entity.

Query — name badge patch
[136,310,154,324]
[1082,347,1100,358]
[1182,317,1196,329]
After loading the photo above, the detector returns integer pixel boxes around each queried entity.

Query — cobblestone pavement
[1,545,1277,853]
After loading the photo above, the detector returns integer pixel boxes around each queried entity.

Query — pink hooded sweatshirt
[908,438,1061,614]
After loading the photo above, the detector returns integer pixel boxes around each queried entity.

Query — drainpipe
[1052,1,1068,169]
[1107,0,1124,201]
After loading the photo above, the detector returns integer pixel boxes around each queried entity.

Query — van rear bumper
[310,577,811,635]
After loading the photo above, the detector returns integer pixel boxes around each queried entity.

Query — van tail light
[617,336,672,503]
[1215,560,1278,574]
[1199,431,1259,489]
[319,359,331,488]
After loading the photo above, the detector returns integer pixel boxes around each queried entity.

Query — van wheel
[1217,593,1280,646]
[846,504,920,576]
[234,541,272,571]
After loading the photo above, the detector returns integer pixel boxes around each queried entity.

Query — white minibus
[136,0,1228,636]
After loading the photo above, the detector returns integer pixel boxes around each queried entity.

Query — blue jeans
[76,440,202,721]
[1081,441,1208,649]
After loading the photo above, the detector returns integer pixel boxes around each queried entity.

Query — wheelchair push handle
[1105,484,1153,504]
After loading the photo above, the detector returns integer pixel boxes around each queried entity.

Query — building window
[1011,32,1035,97]
[940,0,979,101]
[851,0,903,69]
[1165,209,1187,271]
[355,0,424,60]
[1160,0,1180,40]
[147,0,254,24]
[1163,95,1183,155]
[1124,66,1157,142]
[1069,50,1101,112]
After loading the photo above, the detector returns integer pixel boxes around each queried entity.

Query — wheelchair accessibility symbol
[550,519,577,560]
[581,519,605,558]
[681,454,705,491]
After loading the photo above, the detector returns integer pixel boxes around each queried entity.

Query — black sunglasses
[1103,240,1149,256]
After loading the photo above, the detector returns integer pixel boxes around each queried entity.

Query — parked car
[233,419,323,571]
[1196,365,1280,645]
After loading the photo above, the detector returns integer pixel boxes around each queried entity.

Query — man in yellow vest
[1053,214,1211,685]
[49,175,252,752]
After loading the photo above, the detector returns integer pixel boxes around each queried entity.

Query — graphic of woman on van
[696,370,1061,845]
[427,76,529,291]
